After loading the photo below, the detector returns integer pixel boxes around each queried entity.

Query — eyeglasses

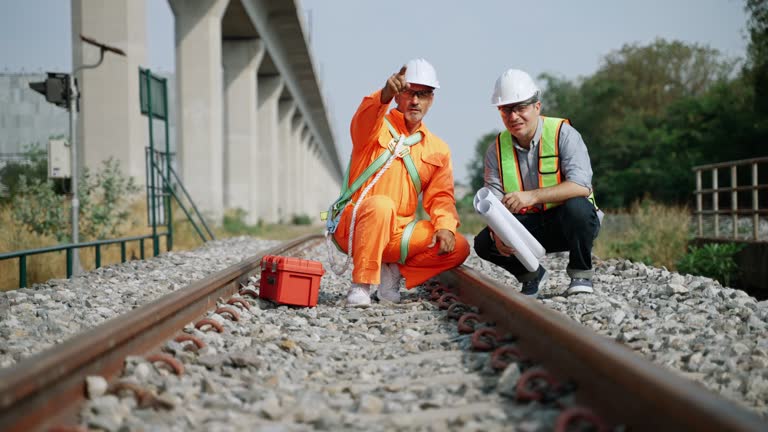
[402,89,434,100]
[498,103,532,116]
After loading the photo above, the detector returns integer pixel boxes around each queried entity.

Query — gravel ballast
[0,234,765,430]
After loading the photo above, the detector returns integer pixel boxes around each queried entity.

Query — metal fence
[0,233,169,288]
[693,157,767,242]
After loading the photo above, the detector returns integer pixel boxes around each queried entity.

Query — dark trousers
[473,197,600,281]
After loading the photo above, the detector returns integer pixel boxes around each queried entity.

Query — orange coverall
[332,89,470,288]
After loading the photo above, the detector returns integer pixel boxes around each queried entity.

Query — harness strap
[324,117,425,269]
[384,119,423,264]
[400,219,418,264]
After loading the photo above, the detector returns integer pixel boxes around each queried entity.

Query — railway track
[0,234,765,431]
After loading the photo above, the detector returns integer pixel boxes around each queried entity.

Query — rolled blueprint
[475,188,546,258]
[474,187,546,272]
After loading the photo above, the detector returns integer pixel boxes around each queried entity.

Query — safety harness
[323,118,423,275]
[496,116,597,211]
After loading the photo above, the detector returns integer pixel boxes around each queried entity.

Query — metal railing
[693,157,767,242]
[0,233,169,288]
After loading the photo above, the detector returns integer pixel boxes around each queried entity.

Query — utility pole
[30,35,125,275]
[69,35,126,274]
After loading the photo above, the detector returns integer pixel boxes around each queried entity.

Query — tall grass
[0,200,324,291]
[457,198,691,271]
[0,199,160,290]
[594,200,690,270]
[3,191,691,291]
[0,206,62,288]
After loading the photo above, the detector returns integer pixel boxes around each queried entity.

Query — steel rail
[0,234,323,432]
[1,232,764,431]
[439,265,767,431]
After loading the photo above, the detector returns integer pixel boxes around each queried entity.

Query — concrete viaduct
[71,0,343,225]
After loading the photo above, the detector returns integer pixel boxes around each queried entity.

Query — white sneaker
[346,283,372,307]
[378,263,402,303]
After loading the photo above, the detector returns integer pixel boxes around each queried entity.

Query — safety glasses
[402,88,434,100]
[498,103,532,116]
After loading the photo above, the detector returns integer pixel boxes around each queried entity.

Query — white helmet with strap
[405,58,440,89]
[491,69,539,106]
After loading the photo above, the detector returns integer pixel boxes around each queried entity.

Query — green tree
[537,39,742,208]
[538,72,584,119]
[466,131,499,192]
[745,0,768,114]
[744,0,768,146]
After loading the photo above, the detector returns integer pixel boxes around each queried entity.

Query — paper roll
[474,188,547,272]
[475,188,546,258]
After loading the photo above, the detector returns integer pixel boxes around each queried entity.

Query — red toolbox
[259,255,324,307]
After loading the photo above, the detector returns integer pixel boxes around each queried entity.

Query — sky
[0,0,751,183]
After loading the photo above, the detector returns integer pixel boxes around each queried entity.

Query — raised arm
[350,66,410,149]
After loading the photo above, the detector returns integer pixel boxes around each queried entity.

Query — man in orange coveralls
[328,58,469,307]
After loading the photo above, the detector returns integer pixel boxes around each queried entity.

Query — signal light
[28,72,72,109]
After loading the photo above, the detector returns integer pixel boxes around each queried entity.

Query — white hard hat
[491,69,539,106]
[404,58,440,89]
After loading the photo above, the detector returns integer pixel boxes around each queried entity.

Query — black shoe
[566,278,593,295]
[521,266,548,297]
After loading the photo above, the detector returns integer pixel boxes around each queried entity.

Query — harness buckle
[387,135,408,158]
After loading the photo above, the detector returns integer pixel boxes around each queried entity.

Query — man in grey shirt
[474,69,602,297]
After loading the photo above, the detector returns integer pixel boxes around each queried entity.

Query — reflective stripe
[324,149,392,233]
[497,116,598,211]
[539,116,565,210]
[498,132,523,192]
[399,219,418,264]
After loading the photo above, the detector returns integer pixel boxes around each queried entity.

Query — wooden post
[753,162,759,241]
[696,170,703,237]
[731,165,738,239]
[712,168,719,238]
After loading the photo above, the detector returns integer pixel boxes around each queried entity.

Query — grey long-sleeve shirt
[483,117,594,205]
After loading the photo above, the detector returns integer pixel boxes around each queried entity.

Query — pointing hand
[381,65,409,103]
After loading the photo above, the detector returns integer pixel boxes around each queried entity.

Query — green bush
[9,158,139,242]
[222,208,251,234]
[0,146,67,203]
[291,214,312,225]
[11,175,69,242]
[78,158,140,240]
[676,242,744,287]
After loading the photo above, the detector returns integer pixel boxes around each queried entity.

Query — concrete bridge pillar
[223,39,264,225]
[278,99,297,220]
[290,116,312,219]
[299,127,312,217]
[309,141,322,215]
[256,76,283,223]
[169,0,229,221]
[71,0,147,181]
[319,154,337,214]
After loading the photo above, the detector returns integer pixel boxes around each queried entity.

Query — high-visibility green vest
[496,116,597,211]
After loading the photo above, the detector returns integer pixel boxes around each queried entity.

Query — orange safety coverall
[333,89,470,288]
